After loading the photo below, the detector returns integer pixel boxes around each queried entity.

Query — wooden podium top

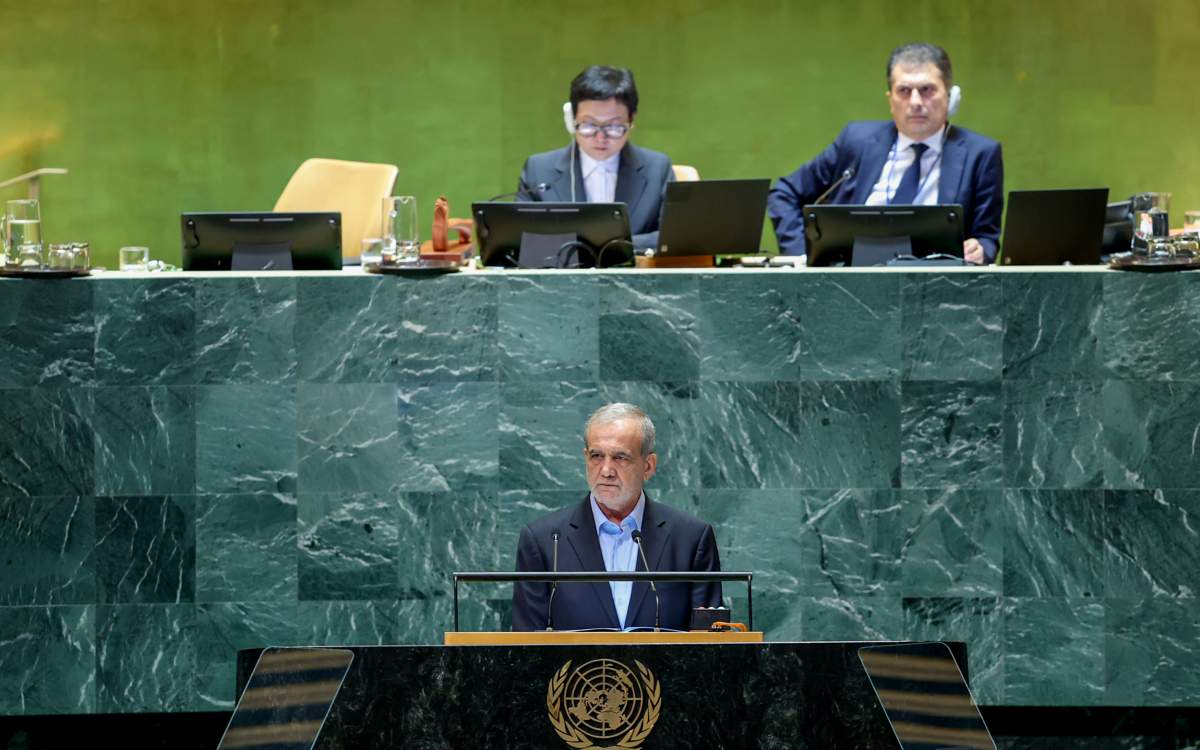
[443,631,763,646]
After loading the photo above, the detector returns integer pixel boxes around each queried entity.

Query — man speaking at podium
[767,42,1004,263]
[512,403,722,631]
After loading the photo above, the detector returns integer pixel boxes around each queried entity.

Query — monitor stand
[851,235,912,266]
[231,242,293,271]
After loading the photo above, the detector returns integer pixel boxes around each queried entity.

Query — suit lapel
[627,497,671,626]
[547,145,587,203]
[564,496,620,628]
[849,124,897,204]
[937,125,966,205]
[614,144,647,214]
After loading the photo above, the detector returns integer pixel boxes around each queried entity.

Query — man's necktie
[891,143,929,205]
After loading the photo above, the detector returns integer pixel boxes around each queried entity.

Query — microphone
[814,167,855,205]
[630,530,659,632]
[488,183,550,202]
[546,529,560,631]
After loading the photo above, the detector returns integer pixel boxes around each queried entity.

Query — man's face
[584,418,656,518]
[573,98,633,161]
[887,62,949,141]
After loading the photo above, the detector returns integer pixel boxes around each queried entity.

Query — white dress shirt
[590,492,645,629]
[865,126,947,206]
[580,150,620,204]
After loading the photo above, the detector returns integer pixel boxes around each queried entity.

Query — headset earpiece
[562,101,575,135]
[948,85,962,117]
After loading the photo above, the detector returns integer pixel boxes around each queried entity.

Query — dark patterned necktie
[892,143,929,205]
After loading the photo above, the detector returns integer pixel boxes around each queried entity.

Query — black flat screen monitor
[472,201,631,268]
[657,178,771,256]
[181,212,342,271]
[999,188,1109,265]
[803,204,964,266]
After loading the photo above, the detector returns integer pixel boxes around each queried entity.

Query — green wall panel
[2,0,1197,267]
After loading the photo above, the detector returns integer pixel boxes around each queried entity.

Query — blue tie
[892,143,929,205]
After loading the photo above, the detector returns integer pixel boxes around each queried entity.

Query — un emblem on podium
[546,658,662,749]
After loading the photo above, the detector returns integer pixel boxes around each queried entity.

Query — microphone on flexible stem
[630,530,659,632]
[813,167,855,205]
[545,530,560,631]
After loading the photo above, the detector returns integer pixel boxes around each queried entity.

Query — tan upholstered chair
[273,158,399,262]
[672,164,700,182]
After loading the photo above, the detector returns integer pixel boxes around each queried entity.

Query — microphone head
[843,167,855,179]
[537,182,550,192]
[551,529,560,540]
[631,529,643,542]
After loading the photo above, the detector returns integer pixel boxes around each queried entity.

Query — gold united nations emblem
[546,658,662,750]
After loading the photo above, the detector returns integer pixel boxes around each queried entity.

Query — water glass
[5,199,41,259]
[17,242,43,268]
[361,237,384,266]
[48,243,76,269]
[119,246,150,271]
[1184,211,1200,234]
[383,195,420,264]
[71,242,91,269]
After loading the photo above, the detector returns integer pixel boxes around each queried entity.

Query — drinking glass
[383,195,419,264]
[119,246,150,271]
[6,199,41,260]
[48,243,76,269]
[17,243,43,268]
[70,242,91,269]
[1184,211,1200,234]
[361,237,384,266]
[1132,192,1171,243]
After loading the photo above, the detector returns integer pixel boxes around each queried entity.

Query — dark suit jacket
[517,142,674,250]
[768,120,1005,261]
[512,495,722,631]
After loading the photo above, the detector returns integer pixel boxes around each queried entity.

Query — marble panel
[0,497,95,605]
[297,383,399,493]
[95,496,195,604]
[1003,490,1105,598]
[896,489,1004,598]
[598,275,700,381]
[392,276,498,382]
[0,605,95,714]
[294,600,398,646]
[1004,380,1105,489]
[1101,273,1200,381]
[93,386,196,496]
[94,278,197,385]
[192,601,299,709]
[1102,380,1200,489]
[696,381,802,489]
[797,273,902,380]
[903,596,1005,704]
[902,273,1002,381]
[297,492,399,601]
[1004,597,1105,705]
[1105,490,1200,598]
[195,385,297,495]
[0,388,94,498]
[193,277,297,384]
[596,381,699,490]
[698,274,802,381]
[195,494,297,603]
[95,603,196,713]
[499,381,601,491]
[494,490,582,573]
[1002,272,1102,380]
[294,274,394,382]
[1105,597,1200,706]
[395,382,499,492]
[497,275,598,381]
[396,490,501,599]
[901,381,1003,488]
[695,489,807,595]
[800,594,904,641]
[797,381,901,489]
[0,279,94,387]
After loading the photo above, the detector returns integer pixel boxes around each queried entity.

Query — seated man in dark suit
[512,403,722,631]
[517,65,674,250]
[768,42,1004,263]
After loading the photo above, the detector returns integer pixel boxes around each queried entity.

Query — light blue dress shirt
[590,493,645,629]
[865,125,947,207]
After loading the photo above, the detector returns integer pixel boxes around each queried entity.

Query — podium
[232,638,975,749]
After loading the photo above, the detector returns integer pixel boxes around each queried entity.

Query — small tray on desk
[0,267,92,279]
[1109,255,1200,273]
[364,259,461,276]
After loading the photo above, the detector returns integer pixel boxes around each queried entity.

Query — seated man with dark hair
[517,65,674,250]
[768,42,1004,264]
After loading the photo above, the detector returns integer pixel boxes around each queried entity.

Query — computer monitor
[999,188,1108,265]
[803,204,965,266]
[181,212,342,271]
[471,201,631,268]
[656,179,771,256]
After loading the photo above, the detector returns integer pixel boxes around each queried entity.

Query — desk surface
[444,631,764,646]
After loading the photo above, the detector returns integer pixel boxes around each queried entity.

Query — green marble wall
[1,269,1199,715]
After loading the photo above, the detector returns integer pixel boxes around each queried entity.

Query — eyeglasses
[575,122,630,138]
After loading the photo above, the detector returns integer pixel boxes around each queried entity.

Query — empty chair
[273,158,399,262]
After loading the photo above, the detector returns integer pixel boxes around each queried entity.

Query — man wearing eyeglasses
[517,65,675,250]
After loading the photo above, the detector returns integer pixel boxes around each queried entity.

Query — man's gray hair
[887,42,953,89]
[584,402,656,457]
